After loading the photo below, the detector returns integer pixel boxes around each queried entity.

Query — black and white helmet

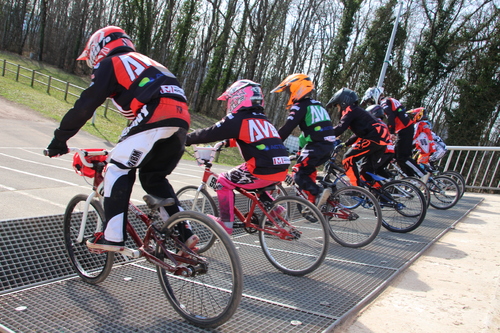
[361,87,384,105]
[326,88,358,109]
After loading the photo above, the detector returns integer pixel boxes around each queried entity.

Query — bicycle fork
[76,191,101,244]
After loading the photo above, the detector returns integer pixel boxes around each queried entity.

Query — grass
[0,50,243,166]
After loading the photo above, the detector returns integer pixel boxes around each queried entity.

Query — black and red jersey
[381,98,412,134]
[333,105,390,145]
[55,50,189,142]
[186,108,290,181]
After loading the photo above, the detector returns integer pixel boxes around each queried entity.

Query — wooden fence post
[31,70,36,87]
[104,99,110,118]
[47,76,51,93]
[2,59,5,76]
[64,81,70,101]
[16,65,20,81]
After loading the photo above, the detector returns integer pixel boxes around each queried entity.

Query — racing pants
[395,125,425,177]
[217,163,277,223]
[343,139,386,186]
[293,141,333,203]
[103,127,189,243]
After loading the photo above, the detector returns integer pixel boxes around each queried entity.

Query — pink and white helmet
[217,80,264,114]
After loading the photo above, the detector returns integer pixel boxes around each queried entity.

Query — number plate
[208,175,218,190]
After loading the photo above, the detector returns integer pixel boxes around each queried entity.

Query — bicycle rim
[258,196,329,276]
[176,186,218,252]
[442,171,466,198]
[428,176,460,209]
[156,211,243,328]
[63,194,114,284]
[405,177,431,207]
[324,186,382,248]
[379,180,427,233]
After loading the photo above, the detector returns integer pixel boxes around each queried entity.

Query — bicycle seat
[143,194,176,210]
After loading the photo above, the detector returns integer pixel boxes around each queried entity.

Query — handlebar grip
[43,148,69,157]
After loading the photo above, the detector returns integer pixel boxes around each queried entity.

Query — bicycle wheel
[379,180,427,233]
[323,186,382,248]
[156,211,243,328]
[63,194,114,284]
[442,171,466,198]
[258,196,329,276]
[176,186,218,253]
[428,175,460,209]
[405,177,431,207]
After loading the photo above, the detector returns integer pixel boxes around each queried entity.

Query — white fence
[435,146,500,192]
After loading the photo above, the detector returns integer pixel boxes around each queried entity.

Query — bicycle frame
[189,144,299,240]
[234,187,298,240]
[70,148,207,276]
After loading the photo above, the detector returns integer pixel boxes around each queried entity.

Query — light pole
[377,1,404,89]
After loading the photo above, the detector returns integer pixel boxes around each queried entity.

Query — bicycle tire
[63,194,114,284]
[379,180,427,233]
[258,196,329,276]
[442,171,466,198]
[405,177,431,207]
[156,211,243,328]
[176,186,218,253]
[323,186,382,248]
[428,175,460,210]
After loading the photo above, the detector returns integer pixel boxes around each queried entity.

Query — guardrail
[0,58,121,125]
[435,146,500,192]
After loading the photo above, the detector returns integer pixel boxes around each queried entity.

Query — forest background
[2,0,499,146]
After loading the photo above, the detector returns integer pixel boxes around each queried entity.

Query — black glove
[45,137,68,157]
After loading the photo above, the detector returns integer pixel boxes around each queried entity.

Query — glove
[46,137,68,157]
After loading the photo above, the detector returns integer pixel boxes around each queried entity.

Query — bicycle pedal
[117,247,141,258]
[89,248,106,255]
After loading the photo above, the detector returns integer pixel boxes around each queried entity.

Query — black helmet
[366,105,384,119]
[326,88,358,109]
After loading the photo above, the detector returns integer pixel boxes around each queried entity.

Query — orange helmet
[271,73,314,109]
[77,26,135,68]
[406,107,426,122]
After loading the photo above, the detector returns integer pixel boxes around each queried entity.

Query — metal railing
[0,58,122,124]
[435,146,500,192]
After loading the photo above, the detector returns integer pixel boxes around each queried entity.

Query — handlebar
[43,148,108,168]
[192,141,226,165]
[214,141,226,151]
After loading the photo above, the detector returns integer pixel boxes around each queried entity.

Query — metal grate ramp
[0,196,482,332]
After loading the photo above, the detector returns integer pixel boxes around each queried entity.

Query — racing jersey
[413,120,436,155]
[381,97,412,134]
[278,98,335,147]
[333,105,390,146]
[55,49,190,142]
[186,108,290,181]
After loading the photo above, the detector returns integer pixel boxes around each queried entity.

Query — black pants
[395,125,425,177]
[343,141,386,185]
[294,141,333,198]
